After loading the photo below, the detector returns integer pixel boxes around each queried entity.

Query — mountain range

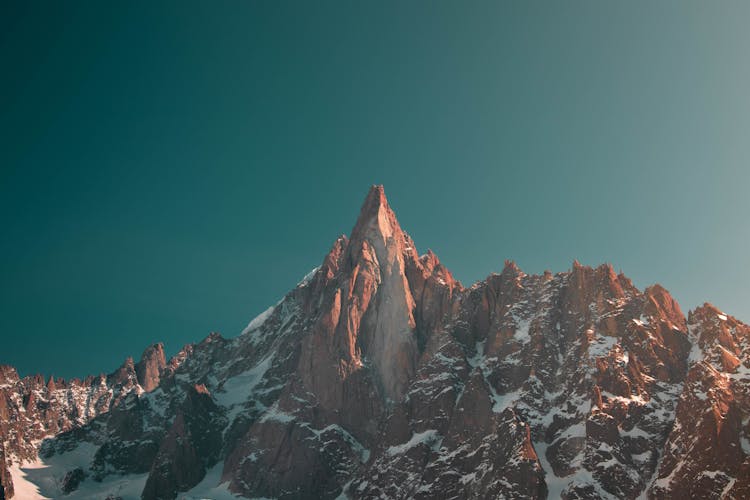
[1,185,749,499]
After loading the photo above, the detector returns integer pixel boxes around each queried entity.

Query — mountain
[1,185,749,499]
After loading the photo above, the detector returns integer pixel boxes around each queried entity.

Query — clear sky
[2,1,749,379]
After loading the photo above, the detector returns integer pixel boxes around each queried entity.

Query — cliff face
[1,185,749,500]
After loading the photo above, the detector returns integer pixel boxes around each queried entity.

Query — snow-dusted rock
[2,186,749,500]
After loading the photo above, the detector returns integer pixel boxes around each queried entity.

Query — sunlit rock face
[1,185,749,500]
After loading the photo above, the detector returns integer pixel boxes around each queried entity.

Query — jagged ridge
[1,185,749,500]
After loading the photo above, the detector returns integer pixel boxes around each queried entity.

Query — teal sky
[2,2,749,379]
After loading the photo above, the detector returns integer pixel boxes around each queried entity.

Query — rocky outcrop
[0,342,171,497]
[61,467,85,494]
[0,440,12,500]
[1,186,749,499]
[135,343,167,392]
[648,304,750,498]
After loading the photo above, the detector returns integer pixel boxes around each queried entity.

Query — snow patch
[215,354,275,424]
[241,306,275,335]
[533,441,581,499]
[9,442,149,500]
[491,388,522,413]
[687,324,705,365]
[588,333,617,358]
[302,424,371,464]
[513,317,532,344]
[297,266,320,287]
[741,436,750,455]
[259,403,295,424]
[180,462,244,499]
[386,430,441,456]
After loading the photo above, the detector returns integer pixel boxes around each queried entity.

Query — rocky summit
[1,185,749,499]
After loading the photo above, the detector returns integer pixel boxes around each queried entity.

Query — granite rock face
[1,185,749,499]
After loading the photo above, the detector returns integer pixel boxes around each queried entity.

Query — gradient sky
[2,1,749,379]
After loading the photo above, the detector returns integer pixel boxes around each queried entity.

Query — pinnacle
[366,184,387,204]
[422,249,440,265]
[691,302,723,316]
[350,184,402,243]
[357,185,389,221]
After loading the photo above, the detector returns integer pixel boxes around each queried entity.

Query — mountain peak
[349,185,402,243]
[356,185,389,223]
[6,186,750,500]
[364,183,387,206]
[135,343,167,392]
[304,184,421,402]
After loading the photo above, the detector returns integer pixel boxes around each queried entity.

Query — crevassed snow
[386,429,441,456]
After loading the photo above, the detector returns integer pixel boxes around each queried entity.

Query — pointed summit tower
[349,185,405,247]
[347,185,419,401]
[301,185,420,404]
